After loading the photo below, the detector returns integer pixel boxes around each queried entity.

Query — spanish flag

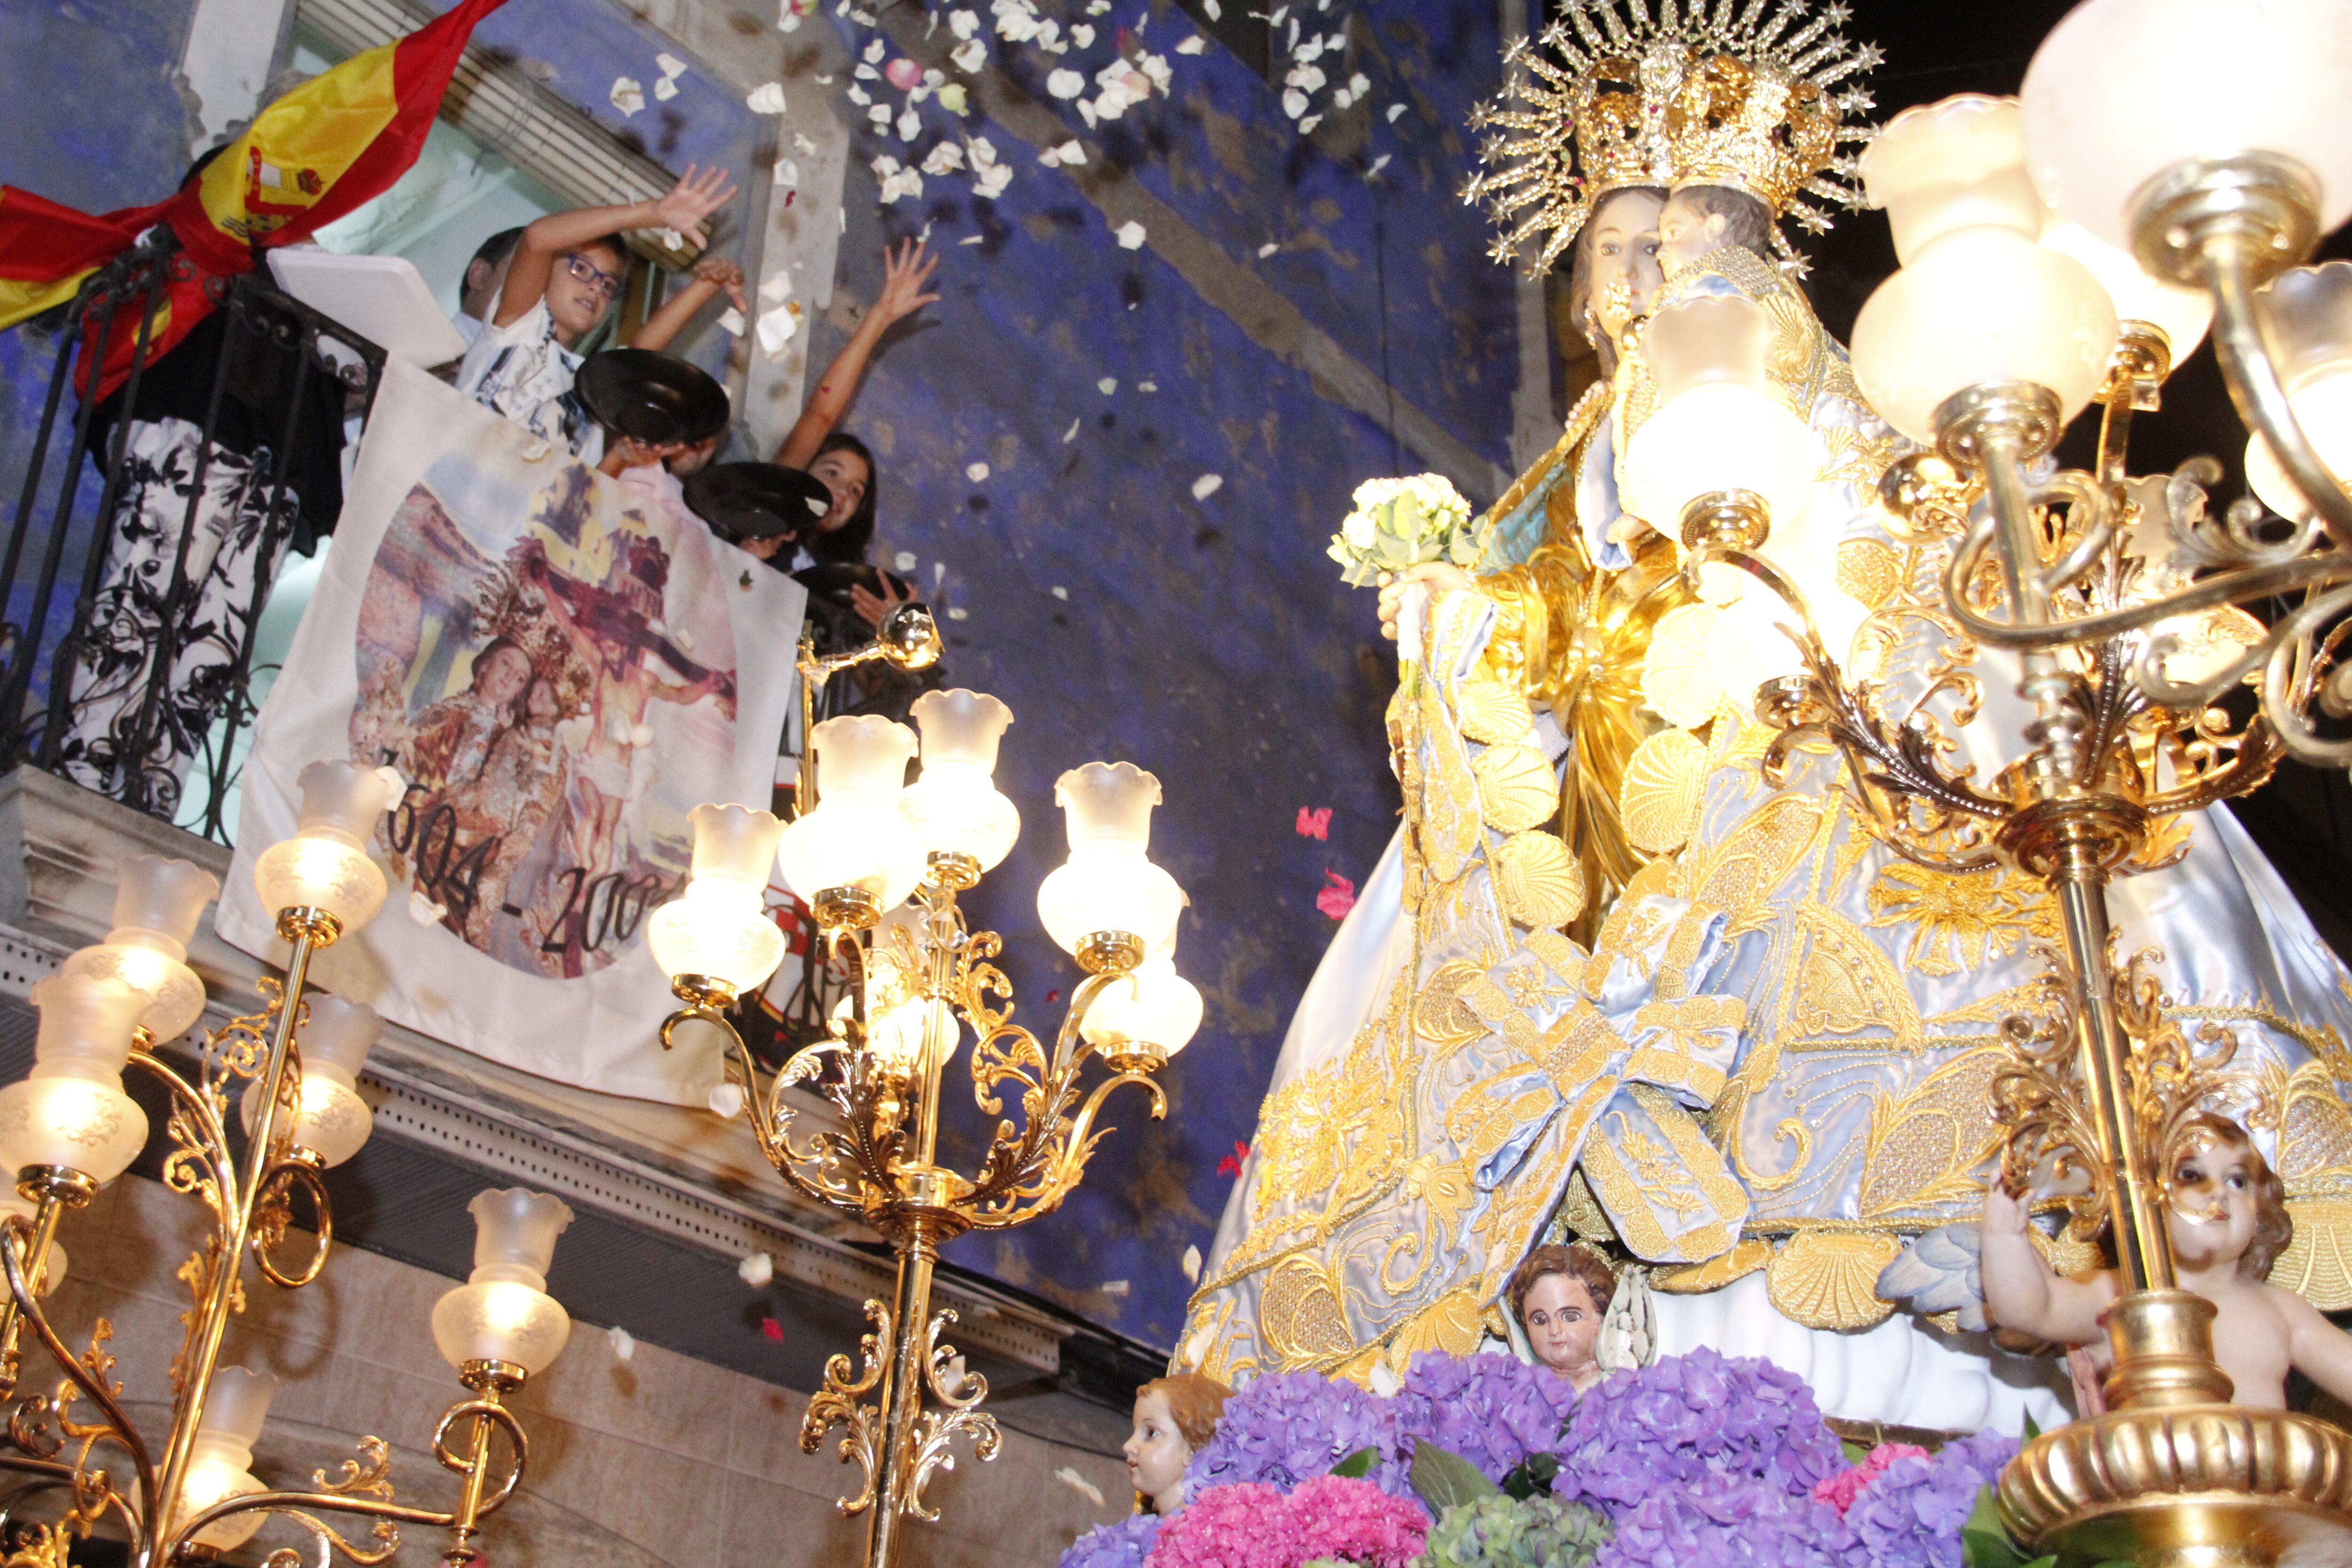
[0,0,503,399]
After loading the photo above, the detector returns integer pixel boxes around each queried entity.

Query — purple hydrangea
[1183,1371,1406,1497]
[1391,1350,1580,1481]
[1595,1472,1866,1568]
[1848,1432,2020,1568]
[1554,1348,1847,1514]
[1058,1512,1160,1568]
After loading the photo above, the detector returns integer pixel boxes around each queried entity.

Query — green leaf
[1959,1485,2037,1568]
[1500,1452,1560,1501]
[1841,1438,1873,1465]
[1409,1442,1501,1515]
[2022,1410,2041,1442]
[1328,1446,1379,1480]
[1374,531,1412,567]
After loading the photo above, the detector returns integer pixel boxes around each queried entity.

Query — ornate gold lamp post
[651,685,1202,1568]
[1692,2,2352,1554]
[0,760,576,1568]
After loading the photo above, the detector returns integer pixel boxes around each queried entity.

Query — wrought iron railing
[0,229,384,843]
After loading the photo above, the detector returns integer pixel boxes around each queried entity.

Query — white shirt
[452,311,482,348]
[454,294,601,463]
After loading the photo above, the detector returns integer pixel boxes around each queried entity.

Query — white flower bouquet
[1328,473,1481,588]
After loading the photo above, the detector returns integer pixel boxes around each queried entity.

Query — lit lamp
[0,974,154,1191]
[649,804,788,1005]
[1619,293,1820,554]
[1077,931,1203,1075]
[2038,213,2214,384]
[776,716,926,931]
[900,690,1020,889]
[1852,94,2119,452]
[2242,262,2352,522]
[172,1366,276,1552]
[252,762,405,940]
[430,1188,575,1385]
[57,854,219,1044]
[1035,763,1185,975]
[238,994,380,1169]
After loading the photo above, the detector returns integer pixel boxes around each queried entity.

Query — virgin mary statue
[1180,0,2352,1435]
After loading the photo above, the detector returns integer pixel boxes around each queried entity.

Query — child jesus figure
[1980,1114,2352,1412]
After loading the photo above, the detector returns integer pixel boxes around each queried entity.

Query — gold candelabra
[650,628,1202,1568]
[1639,41,2352,1561]
[0,761,577,1568]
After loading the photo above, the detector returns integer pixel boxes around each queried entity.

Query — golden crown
[1464,0,1881,272]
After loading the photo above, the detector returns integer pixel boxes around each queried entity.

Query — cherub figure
[1506,1242,1615,1392]
[1979,1114,2352,1411]
[1122,1373,1231,1517]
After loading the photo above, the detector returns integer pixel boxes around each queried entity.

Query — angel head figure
[1507,1241,1620,1391]
[1123,1371,1231,1517]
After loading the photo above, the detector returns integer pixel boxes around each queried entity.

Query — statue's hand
[1376,563,1472,642]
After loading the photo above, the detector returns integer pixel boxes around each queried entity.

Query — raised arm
[1979,1179,2116,1345]
[495,166,739,328]
[775,238,939,469]
[631,256,749,352]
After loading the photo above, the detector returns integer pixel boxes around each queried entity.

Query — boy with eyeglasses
[456,165,738,460]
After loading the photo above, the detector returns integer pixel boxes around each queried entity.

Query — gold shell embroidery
[1457,679,1539,747]
[2274,1199,2352,1311]
[1764,1230,1904,1330]
[1259,1255,1360,1366]
[1836,537,1902,611]
[1473,744,1562,834]
[1620,728,1709,855]
[1651,1236,1774,1294]
[1492,829,1587,930]
[1639,603,1724,730]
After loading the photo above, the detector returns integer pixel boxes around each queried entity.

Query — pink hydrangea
[1145,1483,1302,1568]
[1812,1442,1932,1517]
[1286,1474,1430,1568]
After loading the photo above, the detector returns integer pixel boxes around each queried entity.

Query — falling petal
[1315,869,1356,921]
[1258,241,1279,257]
[1097,376,1118,394]
[708,1082,747,1116]
[1295,805,1332,840]
[886,56,924,90]
[657,51,688,79]
[408,890,448,924]
[1047,67,1086,98]
[1369,1361,1403,1397]
[1115,220,1146,249]
[1386,102,1406,122]
[761,1317,784,1341]
[652,75,680,101]
[967,462,991,482]
[948,605,970,619]
[610,77,646,115]
[1052,586,1069,600]
[1192,473,1224,500]
[1071,22,1095,48]
[1056,1468,1106,1507]
[1063,417,1082,443]
[609,1325,637,1361]
[958,233,985,245]
[746,81,787,113]
[1367,153,1391,179]
[1182,1244,1202,1283]
[760,270,793,303]
[1177,35,1205,54]
[717,307,746,336]
[739,1251,775,1287]
[1137,379,1158,392]
[894,550,919,571]
[1101,1280,1129,1296]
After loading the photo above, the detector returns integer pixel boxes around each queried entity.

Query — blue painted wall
[803,0,1518,1352]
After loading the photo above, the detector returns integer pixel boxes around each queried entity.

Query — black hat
[573,348,730,446]
[682,461,836,541]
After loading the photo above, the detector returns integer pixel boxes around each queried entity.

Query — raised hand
[852,574,918,630]
[649,164,739,246]
[871,238,941,329]
[692,255,750,314]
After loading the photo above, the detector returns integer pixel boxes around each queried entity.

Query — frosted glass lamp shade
[2021,0,2352,249]
[1079,957,1204,1060]
[0,1193,65,1295]
[2242,263,2352,520]
[0,975,151,1183]
[238,995,379,1166]
[1860,96,2042,263]
[904,690,1021,871]
[687,803,785,887]
[1621,383,1819,534]
[1036,844,1185,959]
[252,761,404,931]
[432,1188,574,1376]
[647,877,786,993]
[1056,762,1163,851]
[1851,228,2119,444]
[910,689,1014,772]
[776,717,925,911]
[868,995,960,1076]
[2039,217,2213,361]
[58,854,220,1043]
[174,1366,276,1552]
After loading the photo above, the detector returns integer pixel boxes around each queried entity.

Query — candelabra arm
[0,1212,156,1558]
[2203,235,2352,555]
[658,993,870,1220]
[0,1178,77,1399]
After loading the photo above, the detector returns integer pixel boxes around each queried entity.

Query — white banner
[220,357,804,1104]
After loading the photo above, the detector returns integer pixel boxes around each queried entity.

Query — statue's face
[1587,189,1665,344]
[1655,191,1728,278]
[1123,1389,1191,1510]
[1520,1271,1603,1379]
[2168,1133,2260,1272]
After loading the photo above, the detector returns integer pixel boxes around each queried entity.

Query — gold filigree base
[816,886,884,931]
[1074,931,1143,976]
[1998,1404,2352,1568]
[274,905,343,947]
[924,852,982,891]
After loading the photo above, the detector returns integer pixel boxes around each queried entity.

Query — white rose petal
[968,134,999,169]
[652,75,680,101]
[1138,379,1157,391]
[948,605,969,619]
[1203,0,1219,16]
[966,462,990,482]
[1298,113,1321,133]
[408,890,448,924]
[1367,153,1391,180]
[1348,71,1369,95]
[1182,1244,1202,1282]
[657,52,688,79]
[707,1080,748,1117]
[1098,377,1118,394]
[1064,417,1082,442]
[756,304,800,359]
[609,1325,637,1361]
[1387,102,1406,122]
[1056,1468,1105,1507]
[1192,473,1224,500]
[958,233,984,244]
[1258,241,1279,257]
[739,1251,775,1287]
[868,103,892,127]
[854,62,881,80]
[760,270,793,304]
[1100,1279,1128,1296]
[795,131,818,152]
[863,36,887,61]
[897,108,922,141]
[1047,67,1085,98]
[611,77,645,115]
[894,550,919,571]
[1281,87,1308,118]
[922,141,966,175]
[1052,586,1069,600]
[717,307,746,336]
[1114,220,1146,249]
[951,8,979,37]
[746,80,788,113]
[774,157,800,187]
[846,83,870,104]
[952,37,987,71]
[1368,1361,1402,1396]
[1177,35,1205,54]
[1071,22,1095,48]
[973,162,1012,199]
